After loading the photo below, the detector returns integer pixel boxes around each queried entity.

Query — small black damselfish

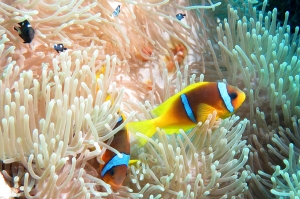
[14,20,35,43]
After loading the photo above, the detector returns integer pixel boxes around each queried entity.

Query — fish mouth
[110,183,122,191]
[235,88,246,108]
[105,180,122,191]
[240,90,246,103]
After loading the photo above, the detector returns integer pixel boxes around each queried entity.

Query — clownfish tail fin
[127,119,157,147]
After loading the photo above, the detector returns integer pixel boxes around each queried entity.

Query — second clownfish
[127,82,246,146]
[99,115,130,191]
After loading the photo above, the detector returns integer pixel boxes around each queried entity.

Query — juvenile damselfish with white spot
[128,82,246,146]
[14,20,35,43]
[54,44,67,53]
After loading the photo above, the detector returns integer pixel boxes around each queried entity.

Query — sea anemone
[200,0,300,198]
[0,48,127,197]
[270,143,300,198]
[1,0,300,198]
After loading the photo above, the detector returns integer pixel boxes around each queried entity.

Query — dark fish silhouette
[14,20,35,43]
[54,44,67,53]
[176,13,186,20]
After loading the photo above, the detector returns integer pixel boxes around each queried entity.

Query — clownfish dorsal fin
[179,82,209,93]
[196,103,217,124]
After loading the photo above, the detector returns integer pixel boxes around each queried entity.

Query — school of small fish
[13,10,246,192]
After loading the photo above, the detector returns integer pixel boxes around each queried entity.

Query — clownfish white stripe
[217,82,234,113]
[101,153,130,177]
[180,94,197,123]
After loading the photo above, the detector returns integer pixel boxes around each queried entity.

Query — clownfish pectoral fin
[127,120,157,147]
[196,103,217,124]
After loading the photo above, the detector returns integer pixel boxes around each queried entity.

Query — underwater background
[0,0,299,198]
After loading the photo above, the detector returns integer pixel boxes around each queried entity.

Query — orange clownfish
[127,82,246,146]
[100,115,130,191]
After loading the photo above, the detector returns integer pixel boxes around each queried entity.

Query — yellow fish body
[127,82,246,146]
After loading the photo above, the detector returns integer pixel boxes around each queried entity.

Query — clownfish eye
[109,168,115,176]
[229,92,238,100]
